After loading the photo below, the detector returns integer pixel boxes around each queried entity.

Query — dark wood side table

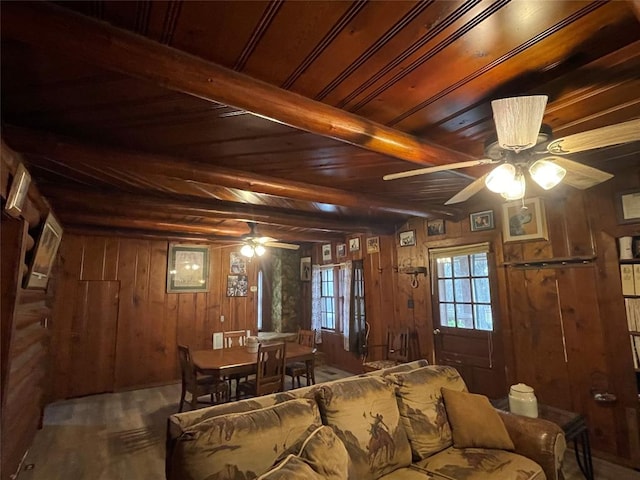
[492,398,594,480]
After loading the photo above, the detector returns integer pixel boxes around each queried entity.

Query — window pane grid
[320,269,336,329]
[435,252,493,331]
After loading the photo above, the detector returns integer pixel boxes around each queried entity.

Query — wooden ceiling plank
[1,1,473,169]
[3,126,459,219]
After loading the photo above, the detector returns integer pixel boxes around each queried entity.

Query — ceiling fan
[383,95,640,205]
[238,222,300,258]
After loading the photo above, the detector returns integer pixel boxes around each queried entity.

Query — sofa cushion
[388,365,467,460]
[363,359,430,377]
[168,391,298,438]
[414,446,544,480]
[318,375,412,480]
[170,398,321,480]
[257,454,324,480]
[298,425,349,479]
[441,388,514,451]
[378,466,438,479]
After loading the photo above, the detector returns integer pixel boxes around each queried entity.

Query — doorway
[67,280,119,397]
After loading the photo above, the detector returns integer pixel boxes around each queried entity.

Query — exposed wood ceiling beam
[60,213,344,243]
[0,2,473,169]
[3,126,460,219]
[41,185,397,235]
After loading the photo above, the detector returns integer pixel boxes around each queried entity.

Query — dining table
[190,342,316,381]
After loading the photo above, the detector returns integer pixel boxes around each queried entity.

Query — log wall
[1,147,54,480]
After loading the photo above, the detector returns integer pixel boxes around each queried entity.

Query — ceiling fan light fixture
[500,171,526,201]
[240,244,255,258]
[254,244,266,256]
[529,158,566,190]
[485,163,516,193]
[491,95,548,152]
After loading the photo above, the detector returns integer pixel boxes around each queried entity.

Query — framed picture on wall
[230,252,247,274]
[25,213,63,289]
[227,274,248,297]
[322,244,332,262]
[300,256,311,281]
[337,243,346,258]
[427,219,445,236]
[399,230,416,247]
[349,237,360,252]
[502,197,548,242]
[470,210,495,232]
[4,162,31,219]
[366,237,380,253]
[167,244,210,293]
[616,189,640,224]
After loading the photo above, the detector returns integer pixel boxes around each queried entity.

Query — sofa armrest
[497,410,566,480]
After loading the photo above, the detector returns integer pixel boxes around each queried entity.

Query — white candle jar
[508,383,538,418]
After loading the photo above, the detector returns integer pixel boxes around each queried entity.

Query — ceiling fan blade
[264,241,300,250]
[548,157,613,189]
[546,118,640,155]
[383,159,499,181]
[444,173,490,205]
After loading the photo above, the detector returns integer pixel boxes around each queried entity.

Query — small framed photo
[502,197,548,242]
[5,163,31,218]
[322,244,332,262]
[300,256,311,281]
[427,219,445,236]
[167,244,210,293]
[366,237,380,253]
[337,243,346,258]
[24,213,63,289]
[227,274,248,297]
[349,237,360,252]
[230,252,247,274]
[470,210,495,232]
[399,230,416,247]
[616,189,640,224]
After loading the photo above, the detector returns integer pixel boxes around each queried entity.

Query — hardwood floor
[16,366,640,480]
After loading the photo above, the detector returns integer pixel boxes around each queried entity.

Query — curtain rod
[314,262,348,268]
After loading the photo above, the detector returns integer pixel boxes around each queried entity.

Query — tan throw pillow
[441,388,515,450]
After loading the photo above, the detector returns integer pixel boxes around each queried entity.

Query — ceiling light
[501,170,526,200]
[240,244,255,258]
[240,242,267,258]
[529,158,566,190]
[485,163,516,193]
[491,95,548,153]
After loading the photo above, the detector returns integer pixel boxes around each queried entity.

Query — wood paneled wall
[50,236,260,397]
[1,151,53,480]
[393,167,640,465]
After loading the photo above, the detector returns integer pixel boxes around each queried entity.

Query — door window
[433,244,494,332]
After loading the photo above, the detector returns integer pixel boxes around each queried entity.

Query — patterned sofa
[166,360,566,480]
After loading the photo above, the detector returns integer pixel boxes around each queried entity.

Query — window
[257,269,263,331]
[320,267,336,330]
[432,244,494,331]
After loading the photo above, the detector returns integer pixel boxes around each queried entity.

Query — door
[67,281,119,397]
[431,246,505,398]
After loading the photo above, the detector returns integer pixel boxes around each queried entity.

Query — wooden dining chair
[362,327,410,373]
[285,329,316,389]
[177,344,228,412]
[222,330,252,394]
[223,330,248,348]
[236,342,286,400]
